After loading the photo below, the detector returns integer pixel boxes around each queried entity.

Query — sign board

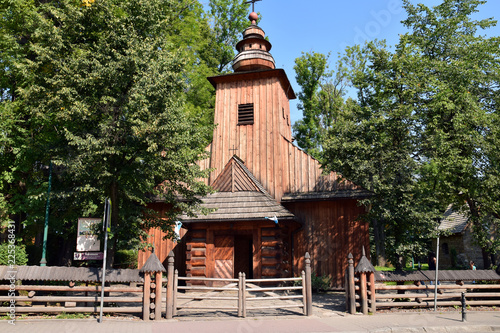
[74,252,104,261]
[76,218,101,252]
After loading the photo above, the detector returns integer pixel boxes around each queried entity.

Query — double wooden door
[214,234,253,279]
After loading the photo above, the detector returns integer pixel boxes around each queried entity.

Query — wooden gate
[165,252,313,318]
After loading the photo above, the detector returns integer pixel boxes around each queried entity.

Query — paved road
[3,311,500,333]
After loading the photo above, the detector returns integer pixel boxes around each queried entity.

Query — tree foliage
[207,0,251,73]
[1,0,224,265]
[295,0,500,267]
[293,52,347,161]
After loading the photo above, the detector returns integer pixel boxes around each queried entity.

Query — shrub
[114,249,138,269]
[0,242,29,266]
[311,272,332,293]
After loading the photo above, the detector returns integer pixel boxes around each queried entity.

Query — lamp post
[40,161,52,266]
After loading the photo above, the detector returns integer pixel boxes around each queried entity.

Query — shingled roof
[180,156,295,223]
[0,266,143,283]
[439,205,469,234]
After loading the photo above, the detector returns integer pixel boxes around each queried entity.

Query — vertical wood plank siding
[208,72,360,202]
[286,200,369,287]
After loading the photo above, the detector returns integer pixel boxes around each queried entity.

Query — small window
[282,107,285,119]
[238,103,254,125]
[286,115,289,126]
[442,242,449,255]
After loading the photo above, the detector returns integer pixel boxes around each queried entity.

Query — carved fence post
[139,249,166,321]
[355,247,376,315]
[305,252,313,316]
[242,272,247,318]
[348,253,356,314]
[166,251,175,319]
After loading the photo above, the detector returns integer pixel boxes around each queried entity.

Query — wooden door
[214,235,234,280]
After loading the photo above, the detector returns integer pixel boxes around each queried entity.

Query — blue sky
[205,0,500,125]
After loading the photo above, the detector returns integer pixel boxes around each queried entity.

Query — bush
[311,272,332,293]
[0,242,29,266]
[114,249,138,269]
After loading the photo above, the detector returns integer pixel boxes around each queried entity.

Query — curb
[371,325,500,333]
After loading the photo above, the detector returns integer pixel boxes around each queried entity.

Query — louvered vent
[238,103,254,125]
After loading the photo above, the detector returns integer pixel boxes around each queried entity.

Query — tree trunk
[467,198,492,269]
[372,218,387,267]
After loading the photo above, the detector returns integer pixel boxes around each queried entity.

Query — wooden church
[139,11,370,288]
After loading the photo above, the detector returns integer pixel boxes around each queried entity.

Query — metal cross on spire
[245,0,262,12]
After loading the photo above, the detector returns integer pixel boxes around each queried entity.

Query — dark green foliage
[311,272,333,293]
[1,0,227,265]
[0,242,29,266]
[295,0,500,267]
[114,249,138,269]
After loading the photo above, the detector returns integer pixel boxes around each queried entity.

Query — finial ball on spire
[249,12,258,24]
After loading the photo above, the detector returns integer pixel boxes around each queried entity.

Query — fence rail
[0,283,143,315]
[166,252,313,318]
[345,250,500,314]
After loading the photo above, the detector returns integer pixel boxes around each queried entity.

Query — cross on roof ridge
[245,0,262,13]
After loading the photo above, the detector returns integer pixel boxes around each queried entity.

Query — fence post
[359,272,368,315]
[155,271,162,320]
[173,269,178,316]
[143,273,151,321]
[461,292,467,322]
[242,272,247,318]
[305,252,313,316]
[140,249,167,320]
[369,271,376,314]
[238,272,242,317]
[301,270,307,315]
[166,251,175,319]
[354,246,376,315]
[348,253,356,314]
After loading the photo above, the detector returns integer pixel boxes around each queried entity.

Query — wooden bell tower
[207,11,296,201]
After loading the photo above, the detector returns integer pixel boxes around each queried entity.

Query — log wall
[184,221,294,284]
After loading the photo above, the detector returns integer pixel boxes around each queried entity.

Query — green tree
[318,0,500,267]
[1,0,212,266]
[207,0,251,73]
[293,52,347,161]
[167,0,252,135]
[323,41,440,268]
[400,0,500,266]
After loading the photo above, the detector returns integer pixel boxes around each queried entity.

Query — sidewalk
[3,311,500,333]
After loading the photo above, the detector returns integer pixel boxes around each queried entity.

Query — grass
[374,263,430,272]
[55,312,93,319]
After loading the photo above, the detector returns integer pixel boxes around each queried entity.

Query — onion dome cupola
[232,12,275,72]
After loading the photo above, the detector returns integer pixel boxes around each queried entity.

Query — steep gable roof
[180,156,295,223]
[439,205,469,234]
[212,155,262,192]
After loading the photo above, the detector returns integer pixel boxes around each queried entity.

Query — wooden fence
[0,251,313,320]
[165,252,313,318]
[345,250,500,314]
[0,283,144,314]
